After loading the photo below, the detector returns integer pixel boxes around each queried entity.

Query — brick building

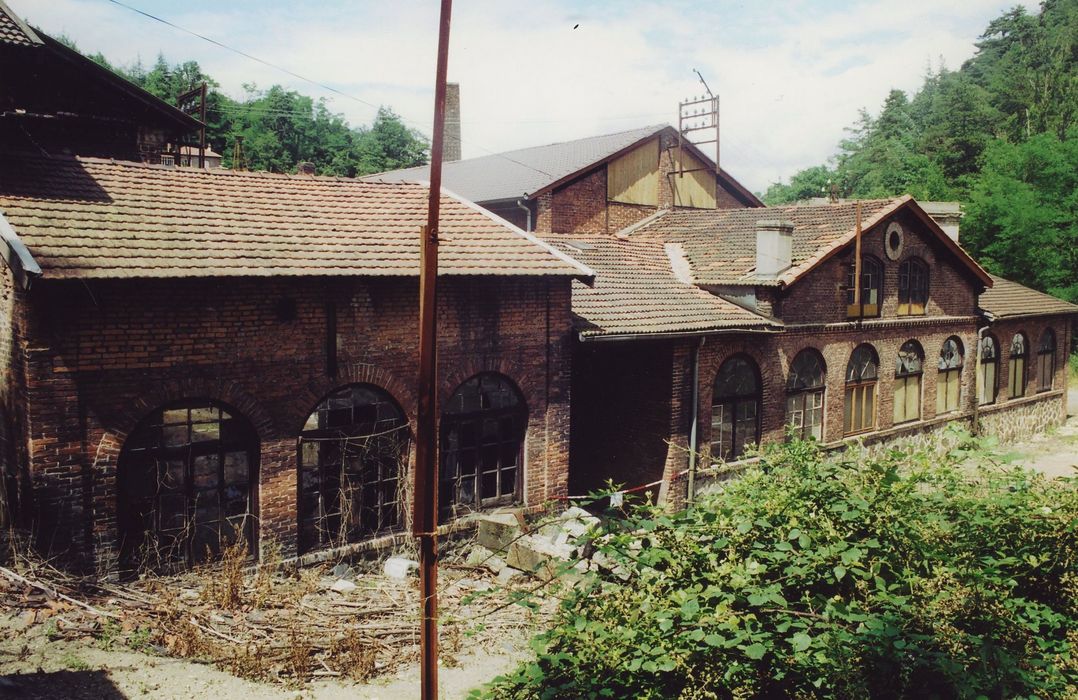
[0,153,591,572]
[541,196,1076,503]
[367,124,763,233]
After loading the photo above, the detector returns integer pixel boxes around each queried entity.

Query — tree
[762,165,835,205]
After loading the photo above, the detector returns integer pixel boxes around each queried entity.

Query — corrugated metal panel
[607,138,658,205]
[669,147,716,209]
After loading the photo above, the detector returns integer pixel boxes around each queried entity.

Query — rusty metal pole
[414,1,453,699]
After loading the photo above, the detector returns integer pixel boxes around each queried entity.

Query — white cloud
[9,0,1039,192]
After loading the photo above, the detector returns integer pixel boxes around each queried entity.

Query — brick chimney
[755,219,794,278]
[444,82,461,162]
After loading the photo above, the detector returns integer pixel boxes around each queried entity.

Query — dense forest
[61,37,430,178]
[764,0,1077,303]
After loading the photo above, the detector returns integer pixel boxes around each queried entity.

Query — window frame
[297,384,410,555]
[440,373,527,517]
[844,344,879,436]
[1037,328,1056,392]
[118,399,259,571]
[897,257,929,316]
[893,340,924,425]
[846,255,884,319]
[1008,332,1027,399]
[936,336,964,414]
[978,334,1000,406]
[711,354,763,461]
[785,349,826,441]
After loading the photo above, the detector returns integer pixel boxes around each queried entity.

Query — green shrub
[481,436,1078,699]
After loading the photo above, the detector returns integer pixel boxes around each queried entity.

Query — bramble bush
[481,434,1078,699]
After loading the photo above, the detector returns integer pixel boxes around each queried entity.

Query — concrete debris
[506,535,575,581]
[465,545,507,574]
[331,563,354,580]
[382,556,419,580]
[476,512,523,552]
[329,578,357,594]
[496,566,523,584]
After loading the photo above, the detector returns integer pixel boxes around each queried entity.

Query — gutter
[0,211,42,290]
[515,198,532,232]
[578,326,779,343]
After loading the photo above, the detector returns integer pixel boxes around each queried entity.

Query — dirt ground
[991,387,1078,479]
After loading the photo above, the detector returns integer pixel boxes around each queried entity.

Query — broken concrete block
[330,578,356,594]
[476,512,523,552]
[465,545,507,574]
[383,556,419,579]
[331,563,354,580]
[496,566,523,584]
[506,534,575,581]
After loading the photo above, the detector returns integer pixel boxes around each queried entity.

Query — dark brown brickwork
[552,168,607,234]
[12,275,572,572]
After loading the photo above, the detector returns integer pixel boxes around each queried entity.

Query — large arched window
[298,385,409,554]
[711,355,761,461]
[978,334,1000,406]
[844,344,879,435]
[846,255,883,318]
[440,373,526,516]
[1037,329,1056,391]
[785,349,826,440]
[897,258,928,316]
[893,340,924,424]
[937,337,964,414]
[118,400,258,570]
[1008,333,1028,399]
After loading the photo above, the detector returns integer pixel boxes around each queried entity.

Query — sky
[9,0,1040,193]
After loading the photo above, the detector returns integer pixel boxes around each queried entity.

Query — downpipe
[516,198,532,232]
[687,337,705,505]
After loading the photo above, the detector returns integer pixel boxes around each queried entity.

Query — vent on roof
[565,240,595,251]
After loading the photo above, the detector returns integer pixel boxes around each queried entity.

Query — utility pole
[414,1,453,698]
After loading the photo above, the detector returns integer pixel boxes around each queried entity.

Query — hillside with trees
[60,39,429,178]
[763,0,1077,302]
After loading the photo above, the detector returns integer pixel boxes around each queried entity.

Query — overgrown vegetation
[763,0,1078,302]
[482,435,1078,699]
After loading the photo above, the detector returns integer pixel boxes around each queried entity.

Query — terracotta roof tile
[542,233,773,338]
[629,197,992,288]
[0,153,591,280]
[0,1,41,47]
[979,275,1078,319]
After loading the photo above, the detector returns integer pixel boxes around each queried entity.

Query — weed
[330,630,376,681]
[59,652,90,672]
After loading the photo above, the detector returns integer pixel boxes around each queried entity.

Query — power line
[103,0,556,178]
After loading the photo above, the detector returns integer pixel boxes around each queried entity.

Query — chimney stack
[297,161,316,176]
[444,83,461,162]
[755,219,794,278]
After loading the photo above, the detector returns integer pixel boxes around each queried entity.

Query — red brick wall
[779,209,981,325]
[18,275,573,571]
[551,168,607,234]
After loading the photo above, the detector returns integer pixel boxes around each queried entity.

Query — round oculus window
[885,221,904,260]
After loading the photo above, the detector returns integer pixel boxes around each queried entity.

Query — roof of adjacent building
[363,124,762,207]
[0,153,593,281]
[627,195,993,288]
[0,1,41,47]
[979,275,1078,319]
[541,233,774,339]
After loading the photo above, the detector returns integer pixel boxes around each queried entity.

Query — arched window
[846,255,883,318]
[893,340,924,424]
[1008,333,1028,398]
[1037,329,1056,391]
[844,344,879,434]
[298,385,409,554]
[785,349,826,440]
[711,355,761,461]
[937,337,964,414]
[897,258,928,316]
[978,335,1000,405]
[441,373,526,516]
[118,401,258,570]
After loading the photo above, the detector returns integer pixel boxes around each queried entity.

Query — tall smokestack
[444,82,461,162]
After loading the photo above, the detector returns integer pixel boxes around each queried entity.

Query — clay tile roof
[629,196,991,287]
[0,153,593,280]
[979,275,1078,319]
[364,125,762,207]
[0,1,42,47]
[541,233,774,338]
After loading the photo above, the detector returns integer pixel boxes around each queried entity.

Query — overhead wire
[104,0,557,178]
